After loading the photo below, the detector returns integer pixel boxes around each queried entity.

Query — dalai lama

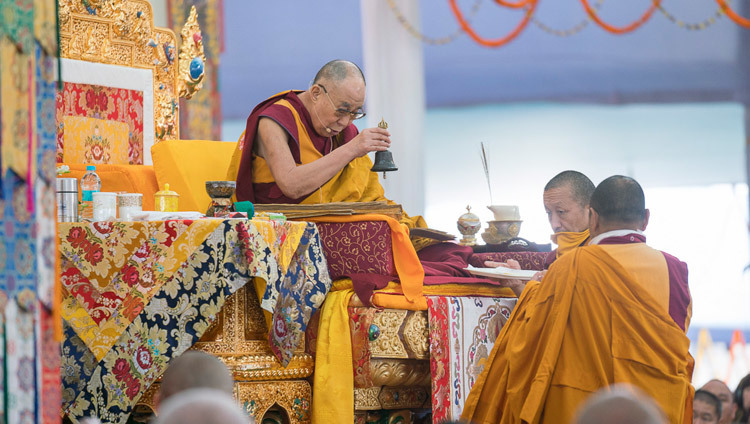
[228,60,390,202]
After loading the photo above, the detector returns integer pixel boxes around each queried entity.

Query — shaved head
[154,389,250,424]
[575,385,666,424]
[543,170,594,233]
[313,60,365,86]
[544,170,595,209]
[589,175,646,225]
[158,351,234,403]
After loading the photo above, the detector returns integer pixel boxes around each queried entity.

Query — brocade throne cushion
[315,220,396,279]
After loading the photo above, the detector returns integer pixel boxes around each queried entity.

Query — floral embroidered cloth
[428,296,517,423]
[262,221,332,365]
[60,218,331,422]
[60,219,223,360]
[56,82,144,164]
[62,116,130,164]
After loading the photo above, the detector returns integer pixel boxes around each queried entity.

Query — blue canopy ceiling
[219,0,749,119]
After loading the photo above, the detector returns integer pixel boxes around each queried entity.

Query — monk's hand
[532,270,546,281]
[483,259,526,297]
[483,260,520,269]
[349,127,391,157]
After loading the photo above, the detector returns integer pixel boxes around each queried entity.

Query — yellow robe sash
[551,229,590,259]
[461,244,694,424]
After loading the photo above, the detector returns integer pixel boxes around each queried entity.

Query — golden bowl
[481,220,522,244]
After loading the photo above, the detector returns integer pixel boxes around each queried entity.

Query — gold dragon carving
[369,309,430,359]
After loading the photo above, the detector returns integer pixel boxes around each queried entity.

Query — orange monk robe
[462,242,694,424]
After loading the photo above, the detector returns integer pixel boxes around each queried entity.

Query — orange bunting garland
[493,0,533,9]
[716,0,750,28]
[580,0,661,34]
[448,0,743,48]
[450,0,538,47]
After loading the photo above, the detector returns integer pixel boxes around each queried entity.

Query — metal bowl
[205,180,236,199]
[481,220,523,244]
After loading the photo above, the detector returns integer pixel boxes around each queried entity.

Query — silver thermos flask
[56,177,79,222]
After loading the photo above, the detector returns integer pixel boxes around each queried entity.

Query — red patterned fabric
[39,305,61,424]
[348,307,375,388]
[428,296,451,424]
[56,82,144,164]
[428,296,517,421]
[315,221,395,277]
[316,221,396,304]
[469,252,548,271]
[305,310,320,356]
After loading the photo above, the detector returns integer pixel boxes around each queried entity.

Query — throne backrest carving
[56,0,204,165]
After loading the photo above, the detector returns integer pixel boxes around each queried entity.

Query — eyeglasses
[318,84,366,120]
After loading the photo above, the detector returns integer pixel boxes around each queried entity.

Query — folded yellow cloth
[311,289,354,423]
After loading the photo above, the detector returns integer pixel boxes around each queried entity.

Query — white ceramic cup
[118,193,143,221]
[487,205,521,221]
[92,192,118,221]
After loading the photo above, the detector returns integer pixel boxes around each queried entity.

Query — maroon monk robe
[234,91,359,203]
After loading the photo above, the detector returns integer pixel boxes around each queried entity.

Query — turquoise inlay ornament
[368,324,380,341]
[178,6,206,99]
[164,43,175,63]
[189,57,204,80]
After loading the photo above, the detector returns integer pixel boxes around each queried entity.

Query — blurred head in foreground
[574,384,667,424]
[154,388,252,424]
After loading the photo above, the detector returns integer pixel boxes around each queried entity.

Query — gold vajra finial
[378,118,388,130]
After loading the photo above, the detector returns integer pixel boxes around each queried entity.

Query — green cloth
[0,0,34,53]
